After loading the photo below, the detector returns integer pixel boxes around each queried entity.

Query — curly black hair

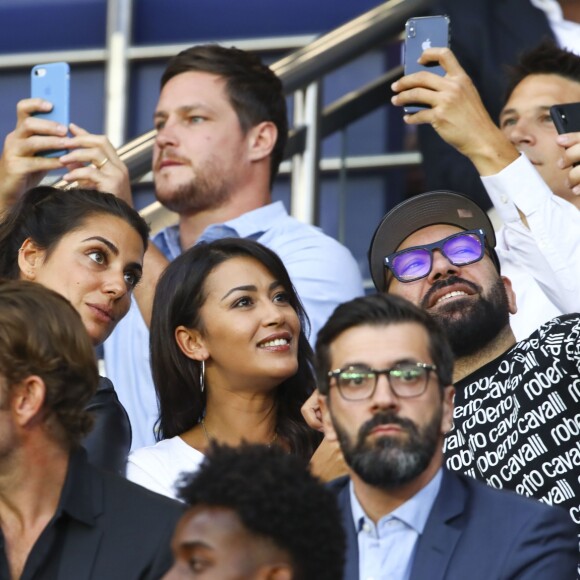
[177,443,345,580]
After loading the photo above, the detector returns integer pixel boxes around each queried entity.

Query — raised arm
[0,98,68,211]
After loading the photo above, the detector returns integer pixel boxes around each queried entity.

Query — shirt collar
[350,468,443,535]
[153,201,289,257]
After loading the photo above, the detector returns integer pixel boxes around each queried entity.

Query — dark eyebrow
[500,105,551,119]
[154,104,213,120]
[181,540,213,551]
[499,107,516,119]
[220,280,283,301]
[338,358,420,369]
[221,285,257,301]
[82,236,119,256]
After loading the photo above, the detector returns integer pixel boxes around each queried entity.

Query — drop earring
[199,359,205,393]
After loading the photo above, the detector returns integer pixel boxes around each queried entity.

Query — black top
[446,315,580,534]
[81,377,131,475]
[0,449,184,580]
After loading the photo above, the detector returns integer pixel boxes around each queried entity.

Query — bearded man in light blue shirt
[102,44,364,450]
[317,293,576,580]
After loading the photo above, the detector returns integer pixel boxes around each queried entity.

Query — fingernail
[573,185,580,196]
[556,135,569,146]
[557,158,565,168]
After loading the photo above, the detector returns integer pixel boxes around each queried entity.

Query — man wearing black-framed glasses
[368,189,580,570]
[316,292,575,580]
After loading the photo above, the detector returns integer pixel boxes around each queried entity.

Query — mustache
[155,148,190,168]
[420,275,481,309]
[358,411,418,441]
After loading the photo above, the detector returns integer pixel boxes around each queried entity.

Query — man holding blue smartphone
[392,40,580,341]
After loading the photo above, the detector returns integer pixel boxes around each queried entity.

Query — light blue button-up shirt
[350,469,442,580]
[104,201,364,450]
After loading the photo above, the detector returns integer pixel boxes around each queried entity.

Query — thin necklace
[200,418,278,447]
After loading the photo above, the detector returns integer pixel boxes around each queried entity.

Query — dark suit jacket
[82,376,132,475]
[414,0,556,210]
[329,469,577,580]
[56,450,184,580]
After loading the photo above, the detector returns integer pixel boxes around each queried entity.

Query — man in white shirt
[392,41,580,338]
[316,292,576,579]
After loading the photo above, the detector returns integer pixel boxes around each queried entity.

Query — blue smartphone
[31,62,70,158]
[403,15,451,114]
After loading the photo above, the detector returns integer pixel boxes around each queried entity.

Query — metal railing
[52,0,432,229]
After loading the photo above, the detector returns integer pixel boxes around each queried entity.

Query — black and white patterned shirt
[444,315,580,544]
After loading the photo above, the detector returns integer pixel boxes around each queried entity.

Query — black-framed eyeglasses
[327,362,437,401]
[384,229,486,283]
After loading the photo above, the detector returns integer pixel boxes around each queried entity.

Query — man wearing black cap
[369,189,580,557]
[392,42,580,340]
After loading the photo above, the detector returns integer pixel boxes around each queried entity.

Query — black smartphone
[31,62,70,158]
[403,15,451,114]
[550,102,580,135]
[551,102,580,167]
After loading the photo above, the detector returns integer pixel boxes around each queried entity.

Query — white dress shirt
[482,153,580,339]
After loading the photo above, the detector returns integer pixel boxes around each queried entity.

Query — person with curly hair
[164,443,345,580]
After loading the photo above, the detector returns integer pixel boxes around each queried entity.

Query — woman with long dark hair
[0,185,149,473]
[127,238,321,498]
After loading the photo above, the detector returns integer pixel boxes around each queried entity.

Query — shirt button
[500,195,508,204]
[362,523,372,534]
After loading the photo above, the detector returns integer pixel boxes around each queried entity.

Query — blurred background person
[415,0,580,209]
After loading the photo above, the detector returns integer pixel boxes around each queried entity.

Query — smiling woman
[126,238,322,500]
[0,185,149,474]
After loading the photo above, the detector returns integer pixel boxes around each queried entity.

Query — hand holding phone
[403,15,451,113]
[550,102,580,135]
[30,62,70,158]
[551,102,580,168]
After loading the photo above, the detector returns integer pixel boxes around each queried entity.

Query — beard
[421,276,510,358]
[332,408,441,490]
[154,155,233,215]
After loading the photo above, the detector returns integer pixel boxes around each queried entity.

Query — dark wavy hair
[504,39,580,105]
[151,238,321,459]
[316,293,454,395]
[177,443,345,580]
[0,185,149,280]
[0,279,98,449]
[161,44,288,187]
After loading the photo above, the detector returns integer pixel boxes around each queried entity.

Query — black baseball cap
[368,190,499,292]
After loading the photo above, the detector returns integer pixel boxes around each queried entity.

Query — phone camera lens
[408,26,416,38]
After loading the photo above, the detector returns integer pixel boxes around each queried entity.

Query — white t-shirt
[126,436,205,501]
